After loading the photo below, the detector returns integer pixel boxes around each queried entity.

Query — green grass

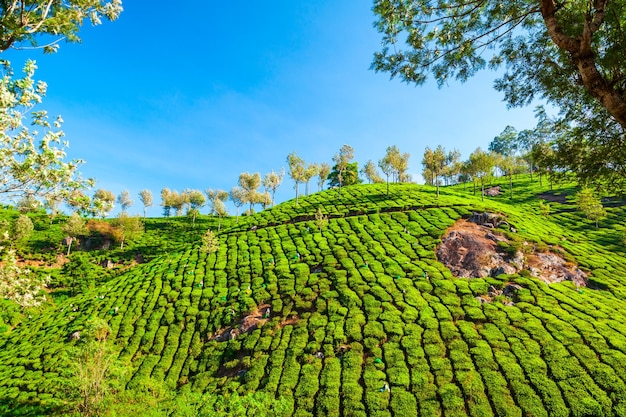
[1,176,626,416]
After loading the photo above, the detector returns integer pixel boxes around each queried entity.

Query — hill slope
[2,182,626,416]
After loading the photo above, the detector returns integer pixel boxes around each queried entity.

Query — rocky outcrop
[437,215,587,286]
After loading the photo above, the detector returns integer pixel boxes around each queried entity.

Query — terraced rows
[1,185,626,416]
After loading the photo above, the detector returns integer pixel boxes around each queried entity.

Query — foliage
[113,213,143,250]
[0,248,48,307]
[200,229,219,254]
[0,0,122,53]
[327,161,361,189]
[117,190,133,213]
[575,188,606,228]
[0,60,92,203]
[62,212,88,255]
[287,151,305,206]
[92,189,115,218]
[138,189,153,218]
[263,169,285,207]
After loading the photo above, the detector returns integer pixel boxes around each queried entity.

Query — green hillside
[2,180,626,416]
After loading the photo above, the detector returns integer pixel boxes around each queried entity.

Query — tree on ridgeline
[468,148,495,202]
[303,163,319,196]
[317,163,331,192]
[138,189,153,218]
[238,172,263,214]
[229,186,246,224]
[576,188,606,228]
[378,154,393,196]
[262,169,284,207]
[331,144,356,197]
[117,190,133,213]
[361,160,383,184]
[206,189,229,231]
[183,189,205,227]
[328,162,361,189]
[422,145,447,197]
[287,152,305,206]
[160,188,172,217]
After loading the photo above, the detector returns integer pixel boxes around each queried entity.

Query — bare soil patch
[437,215,587,287]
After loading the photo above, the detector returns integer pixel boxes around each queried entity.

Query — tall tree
[117,190,133,213]
[422,145,448,197]
[317,163,331,192]
[62,212,88,256]
[287,151,305,206]
[303,163,319,196]
[138,189,153,218]
[206,189,229,231]
[372,1,626,180]
[262,169,284,207]
[332,144,355,197]
[238,172,262,214]
[361,160,383,184]
[183,189,205,227]
[160,188,172,217]
[229,186,246,224]
[489,126,519,157]
[468,148,495,202]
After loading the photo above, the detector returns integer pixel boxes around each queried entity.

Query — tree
[287,151,305,206]
[200,229,219,254]
[372,0,626,129]
[576,188,606,228]
[138,189,153,218]
[489,126,519,157]
[378,154,393,196]
[160,188,172,217]
[0,0,123,53]
[372,1,626,183]
[500,154,518,198]
[468,148,495,202]
[238,172,262,214]
[422,145,448,197]
[206,189,229,230]
[183,189,205,227]
[262,169,284,207]
[116,190,133,213]
[302,163,319,196]
[315,206,328,234]
[0,60,93,203]
[328,162,361,189]
[62,212,87,256]
[332,144,355,196]
[92,189,115,218]
[67,190,93,218]
[113,213,143,250]
[317,163,331,191]
[11,214,33,249]
[0,248,48,308]
[229,186,246,223]
[361,160,383,184]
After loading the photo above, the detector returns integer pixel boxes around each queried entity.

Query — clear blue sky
[7,1,541,217]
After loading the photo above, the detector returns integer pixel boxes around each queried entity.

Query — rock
[469,212,506,228]
[491,264,517,277]
[67,331,81,342]
[502,283,523,298]
[484,186,501,196]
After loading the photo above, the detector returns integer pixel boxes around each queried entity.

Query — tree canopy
[0,0,123,53]
[372,0,626,181]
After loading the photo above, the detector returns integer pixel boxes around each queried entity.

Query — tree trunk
[540,0,626,129]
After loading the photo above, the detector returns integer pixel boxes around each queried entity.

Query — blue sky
[7,1,541,217]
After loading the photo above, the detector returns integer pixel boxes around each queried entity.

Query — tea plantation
[1,180,626,416]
